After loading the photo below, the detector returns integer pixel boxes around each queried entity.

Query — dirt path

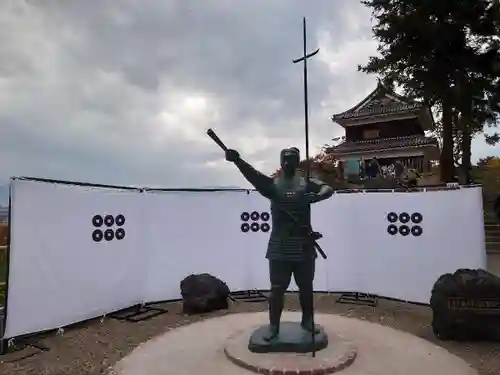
[0,294,499,375]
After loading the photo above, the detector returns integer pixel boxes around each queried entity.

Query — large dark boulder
[430,268,500,341]
[180,273,230,315]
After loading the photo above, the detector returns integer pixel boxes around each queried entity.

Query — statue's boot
[264,287,284,341]
[263,325,280,342]
[299,288,320,334]
[300,318,320,334]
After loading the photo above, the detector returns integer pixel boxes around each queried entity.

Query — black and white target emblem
[240,210,271,233]
[92,214,126,242]
[104,229,114,241]
[386,211,423,237]
[387,212,398,223]
[387,224,398,235]
[92,215,104,227]
[92,229,103,242]
[411,213,422,224]
[398,212,410,224]
[250,211,260,221]
[115,214,126,226]
[411,225,422,236]
[115,227,126,240]
[104,215,114,227]
[399,225,410,236]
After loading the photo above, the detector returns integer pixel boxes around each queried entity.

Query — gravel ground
[0,293,499,375]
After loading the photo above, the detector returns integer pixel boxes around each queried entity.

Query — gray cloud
[0,0,497,193]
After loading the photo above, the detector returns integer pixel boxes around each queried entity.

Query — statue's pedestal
[248,321,328,353]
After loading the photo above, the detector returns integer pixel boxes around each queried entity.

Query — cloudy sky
[0,0,498,190]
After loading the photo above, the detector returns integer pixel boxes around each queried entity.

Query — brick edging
[224,344,357,375]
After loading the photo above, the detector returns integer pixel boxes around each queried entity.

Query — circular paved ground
[109,312,479,375]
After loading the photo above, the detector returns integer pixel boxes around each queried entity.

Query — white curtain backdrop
[4,179,147,339]
[2,179,487,339]
[320,188,486,302]
[142,190,270,303]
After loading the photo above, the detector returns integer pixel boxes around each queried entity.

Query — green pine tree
[358,0,500,182]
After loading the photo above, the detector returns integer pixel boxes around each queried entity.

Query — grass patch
[0,261,6,283]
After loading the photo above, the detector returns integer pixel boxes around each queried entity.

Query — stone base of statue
[247,322,328,353]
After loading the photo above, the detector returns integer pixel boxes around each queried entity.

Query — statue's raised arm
[225,149,275,199]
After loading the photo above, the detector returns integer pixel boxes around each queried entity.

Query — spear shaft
[292,16,320,358]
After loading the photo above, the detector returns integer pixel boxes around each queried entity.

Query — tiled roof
[332,102,421,121]
[331,80,425,122]
[326,135,439,155]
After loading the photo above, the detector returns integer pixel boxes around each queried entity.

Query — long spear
[292,16,320,358]
[293,17,319,181]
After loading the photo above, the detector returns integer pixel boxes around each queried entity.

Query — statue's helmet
[280,147,300,168]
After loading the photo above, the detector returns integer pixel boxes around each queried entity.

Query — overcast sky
[0,0,498,189]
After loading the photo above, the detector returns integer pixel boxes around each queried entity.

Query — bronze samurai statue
[225,146,333,341]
